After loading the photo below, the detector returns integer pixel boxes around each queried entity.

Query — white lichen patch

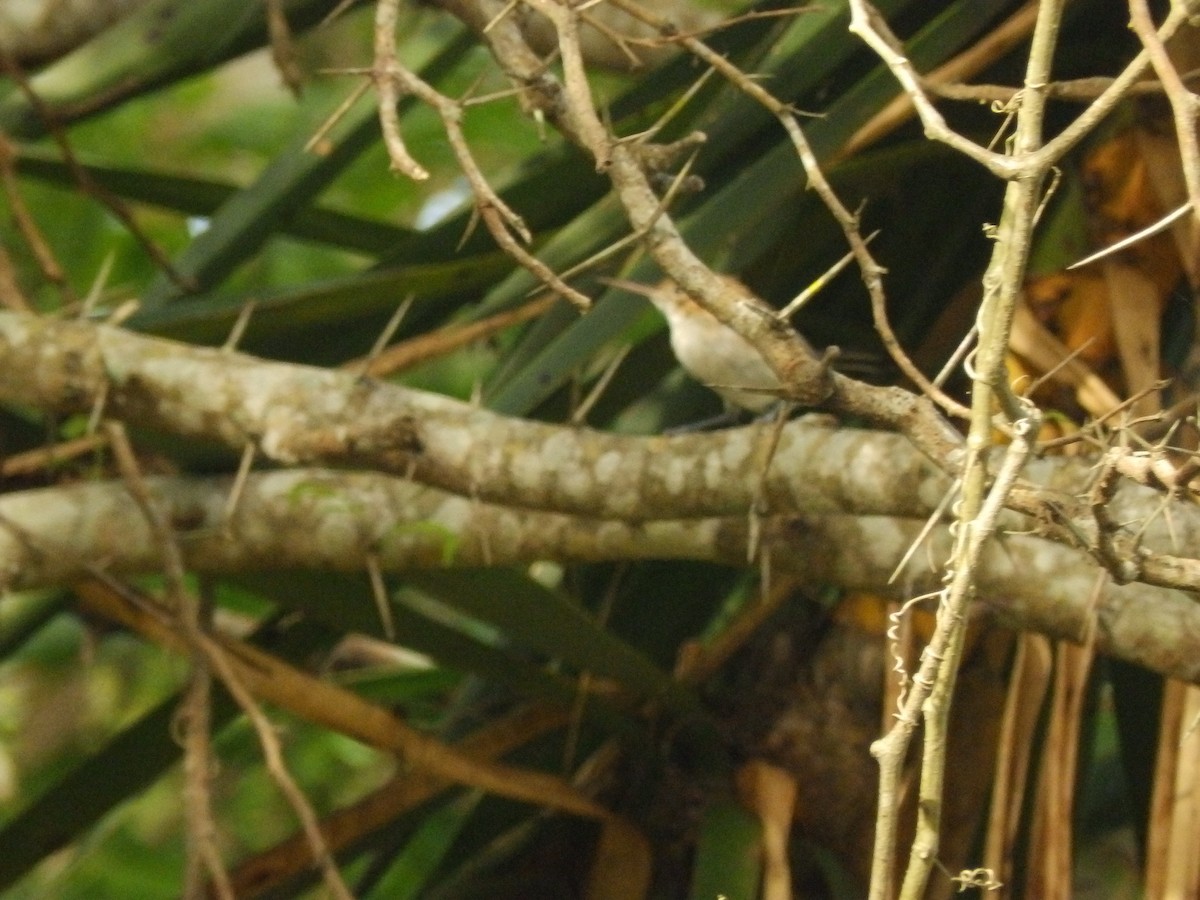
[428,495,474,532]
[538,429,579,470]
[238,364,315,423]
[594,449,622,483]
[593,450,637,513]
[433,419,474,468]
[870,515,914,563]
[718,433,753,473]
[703,447,725,491]
[555,452,592,499]
[663,455,689,496]
[310,509,360,558]
[509,440,547,494]
[843,436,895,502]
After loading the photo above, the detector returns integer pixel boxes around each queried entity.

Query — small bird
[609,276,783,414]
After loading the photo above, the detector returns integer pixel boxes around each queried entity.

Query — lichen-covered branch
[6,311,1200,594]
[0,310,952,520]
[1,467,1198,684]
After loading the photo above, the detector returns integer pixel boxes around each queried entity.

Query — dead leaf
[736,760,798,900]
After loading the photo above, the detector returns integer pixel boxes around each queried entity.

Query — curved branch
[4,313,1200,597]
[2,468,1198,684]
[0,311,950,519]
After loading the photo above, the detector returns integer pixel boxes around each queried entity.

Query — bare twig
[106,424,352,898]
[0,133,75,305]
[0,54,193,293]
[105,424,239,898]
[847,0,1193,179]
[375,0,592,308]
[839,0,1042,161]
[265,0,305,96]
[195,627,355,900]
[1128,0,1200,236]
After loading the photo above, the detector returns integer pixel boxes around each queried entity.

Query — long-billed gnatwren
[611,276,783,414]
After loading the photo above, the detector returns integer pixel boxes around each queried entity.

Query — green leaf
[11,147,412,256]
[364,791,482,900]
[405,568,707,724]
[0,0,338,137]
[139,27,477,308]
[690,797,762,900]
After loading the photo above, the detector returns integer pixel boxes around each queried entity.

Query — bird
[608,276,784,415]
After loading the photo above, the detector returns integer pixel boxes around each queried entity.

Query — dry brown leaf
[984,633,1053,887]
[1134,128,1200,288]
[735,760,798,900]
[1009,299,1122,415]
[586,816,653,900]
[1145,680,1200,899]
[1082,130,1183,293]
[1103,260,1164,418]
[1014,125,1184,418]
[1026,639,1096,900]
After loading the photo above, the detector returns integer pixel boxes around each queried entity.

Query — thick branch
[7,313,1200,581]
[0,311,952,520]
[2,469,1198,684]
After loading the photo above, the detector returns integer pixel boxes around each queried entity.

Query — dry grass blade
[344,295,556,378]
[1026,639,1095,899]
[227,704,571,897]
[984,633,1052,888]
[72,577,614,822]
[1145,680,1200,898]
[735,760,797,900]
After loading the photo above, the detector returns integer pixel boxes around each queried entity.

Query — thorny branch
[608,0,971,423]
[849,0,1194,178]
[374,0,592,308]
[437,0,967,472]
[841,0,1200,896]
[2,466,1200,681]
[849,0,1064,893]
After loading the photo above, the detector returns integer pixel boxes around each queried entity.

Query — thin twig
[839,0,1042,161]
[0,243,34,312]
[106,424,351,898]
[0,53,193,293]
[0,133,76,305]
[1128,0,1200,238]
[106,424,236,897]
[265,0,304,97]
[375,0,592,308]
[1067,200,1192,271]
